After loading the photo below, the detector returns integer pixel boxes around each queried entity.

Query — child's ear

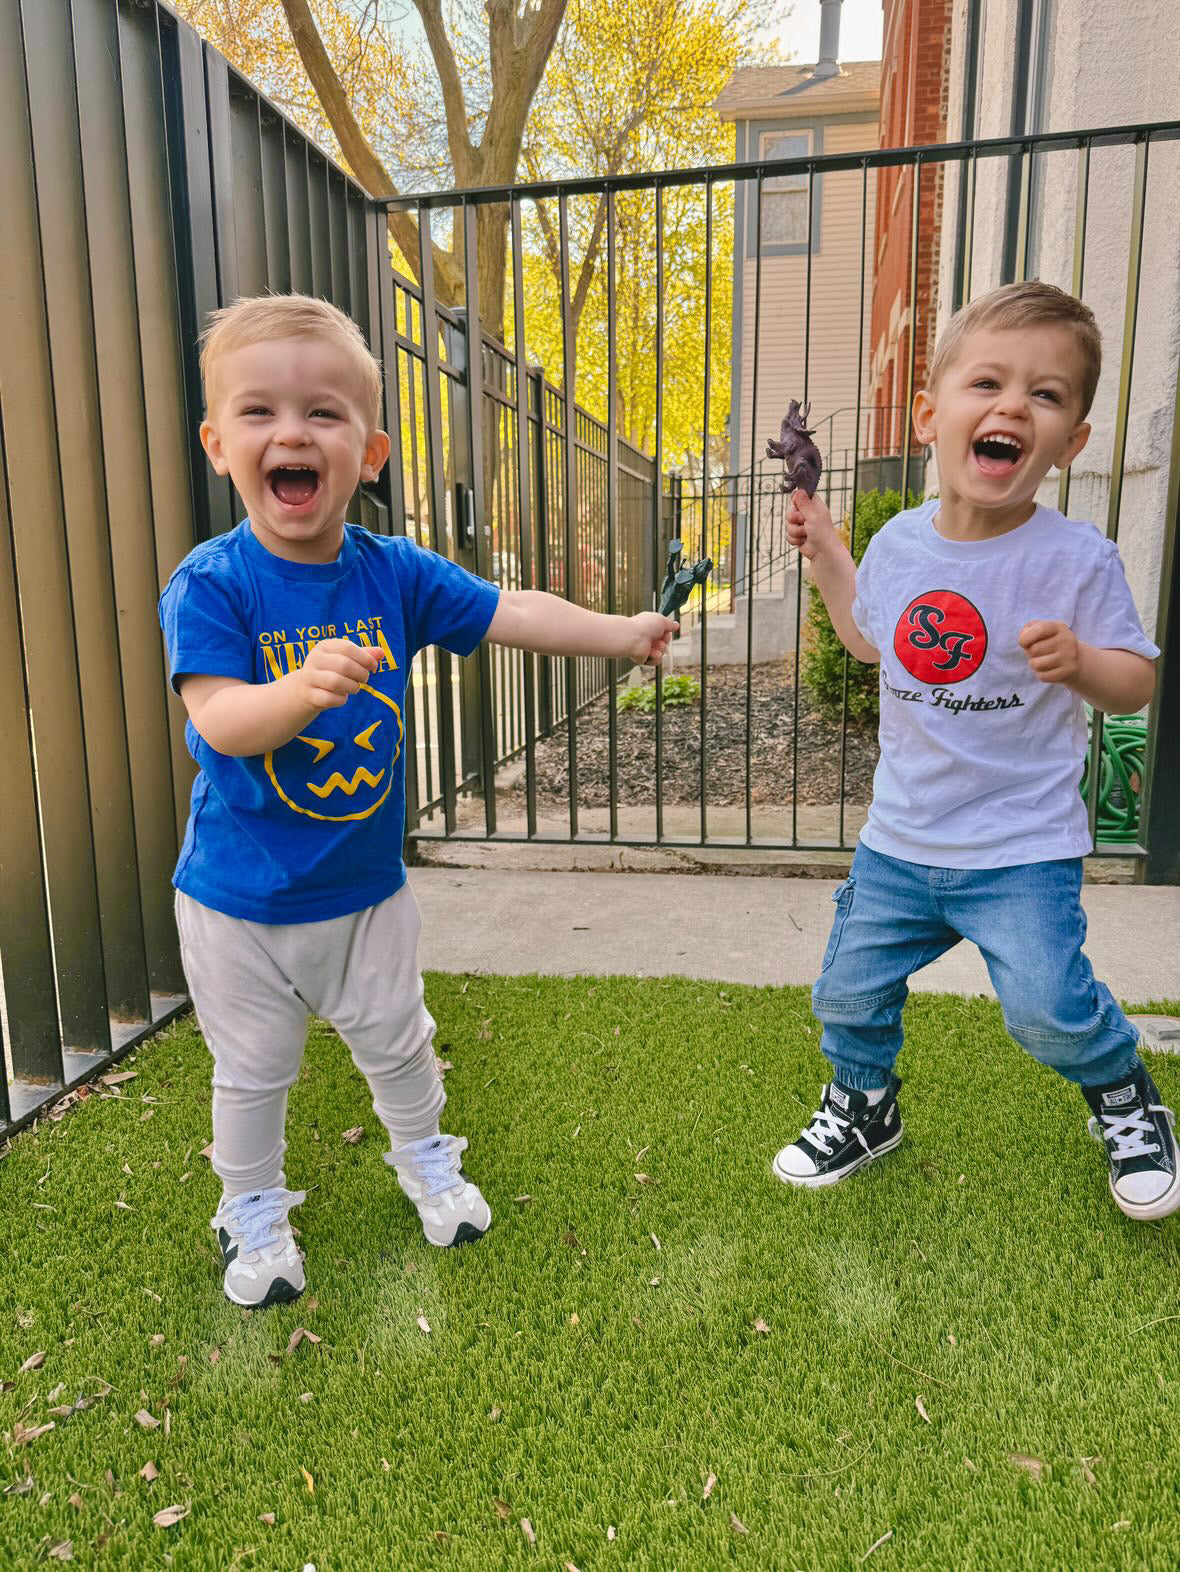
[911,388,936,445]
[1055,420,1090,471]
[200,419,230,476]
[361,429,392,483]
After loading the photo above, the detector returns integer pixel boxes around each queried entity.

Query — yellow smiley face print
[265,683,404,822]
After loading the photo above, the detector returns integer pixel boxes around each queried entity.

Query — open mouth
[267,464,322,510]
[972,433,1023,476]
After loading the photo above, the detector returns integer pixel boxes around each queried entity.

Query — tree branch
[410,0,475,178]
[277,0,462,304]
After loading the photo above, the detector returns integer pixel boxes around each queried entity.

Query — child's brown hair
[928,280,1102,417]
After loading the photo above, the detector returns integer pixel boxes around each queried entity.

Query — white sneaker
[211,1187,306,1307]
[387,1134,491,1247]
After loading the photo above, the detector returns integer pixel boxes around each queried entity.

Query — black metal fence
[1,0,1178,1138]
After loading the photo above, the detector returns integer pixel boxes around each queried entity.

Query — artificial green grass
[3,978,1180,1571]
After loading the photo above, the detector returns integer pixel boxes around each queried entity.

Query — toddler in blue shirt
[160,294,675,1307]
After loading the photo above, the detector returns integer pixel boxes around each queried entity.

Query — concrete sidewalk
[414,866,1180,1002]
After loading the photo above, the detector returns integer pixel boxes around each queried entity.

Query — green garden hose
[1080,710,1146,844]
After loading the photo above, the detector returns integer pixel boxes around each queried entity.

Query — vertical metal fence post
[699,178,712,845]
[838,161,871,850]
[510,199,539,838]
[744,174,764,845]
[1058,140,1090,516]
[558,195,579,835]
[462,201,499,836]
[1086,136,1149,849]
[654,184,665,841]
[417,201,459,833]
[606,190,620,843]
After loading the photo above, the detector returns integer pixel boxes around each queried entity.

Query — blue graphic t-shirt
[159,521,499,922]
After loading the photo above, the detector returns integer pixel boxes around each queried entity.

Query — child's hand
[626,612,679,665]
[1019,620,1082,685]
[785,488,840,559]
[294,638,382,709]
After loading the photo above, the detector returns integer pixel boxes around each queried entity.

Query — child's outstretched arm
[488,591,677,665]
[179,639,383,757]
[786,490,880,665]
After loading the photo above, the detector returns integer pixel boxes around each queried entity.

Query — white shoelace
[802,1092,870,1159]
[216,1187,304,1254]
[400,1136,466,1197]
[1094,1105,1163,1162]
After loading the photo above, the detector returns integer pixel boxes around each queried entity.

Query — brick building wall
[868,0,952,461]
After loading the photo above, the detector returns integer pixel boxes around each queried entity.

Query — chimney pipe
[813,0,843,79]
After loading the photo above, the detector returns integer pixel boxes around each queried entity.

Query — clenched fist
[294,637,383,710]
[1019,620,1082,685]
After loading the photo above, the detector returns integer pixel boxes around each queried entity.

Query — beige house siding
[731,115,880,512]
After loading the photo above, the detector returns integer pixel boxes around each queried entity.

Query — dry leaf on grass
[1112,1520,1131,1531]
[753,1318,770,1335]
[520,1518,536,1545]
[134,1410,160,1431]
[259,1512,276,1526]
[149,1335,165,1348]
[569,1314,580,1327]
[18,1352,46,1374]
[860,1529,893,1561]
[5,1477,35,1496]
[1010,1454,1046,1481]
[101,1071,137,1087]
[607,1526,616,1541]
[341,1127,364,1144]
[416,1314,431,1335]
[564,1563,582,1572]
[514,1195,532,1205]
[47,1541,73,1561]
[68,1493,82,1510]
[702,1472,717,1502]
[299,1392,313,1403]
[199,1143,214,1160]
[208,1349,221,1367]
[478,1020,494,1041]
[650,1234,661,1251]
[140,1462,159,1482]
[285,1327,321,1356]
[729,1513,748,1535]
[152,1504,190,1528]
[493,1498,511,1521]
[13,1421,55,1446]
[915,1396,931,1424]
[1081,1455,1102,1487]
[489,1406,502,1422]
[300,1467,315,1495]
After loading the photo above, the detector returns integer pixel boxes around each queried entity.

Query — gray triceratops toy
[659,538,712,622]
[766,400,823,498]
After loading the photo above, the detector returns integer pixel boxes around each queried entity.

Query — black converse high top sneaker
[773,1075,904,1188]
[1084,1063,1180,1221]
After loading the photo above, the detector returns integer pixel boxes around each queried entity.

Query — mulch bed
[510,660,879,809]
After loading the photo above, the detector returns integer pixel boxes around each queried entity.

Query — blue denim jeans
[813,843,1141,1091]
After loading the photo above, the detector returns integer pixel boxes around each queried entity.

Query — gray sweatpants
[175,884,445,1198]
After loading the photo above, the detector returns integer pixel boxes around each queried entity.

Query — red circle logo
[893,590,988,684]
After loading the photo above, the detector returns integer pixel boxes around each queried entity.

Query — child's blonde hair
[199,294,383,426]
[928,280,1102,418]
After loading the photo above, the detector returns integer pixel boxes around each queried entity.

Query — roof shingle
[714,60,880,120]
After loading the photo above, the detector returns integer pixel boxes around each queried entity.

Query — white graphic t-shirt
[850,500,1159,869]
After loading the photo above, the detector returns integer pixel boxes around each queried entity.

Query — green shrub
[800,487,923,724]
[617,673,701,713]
